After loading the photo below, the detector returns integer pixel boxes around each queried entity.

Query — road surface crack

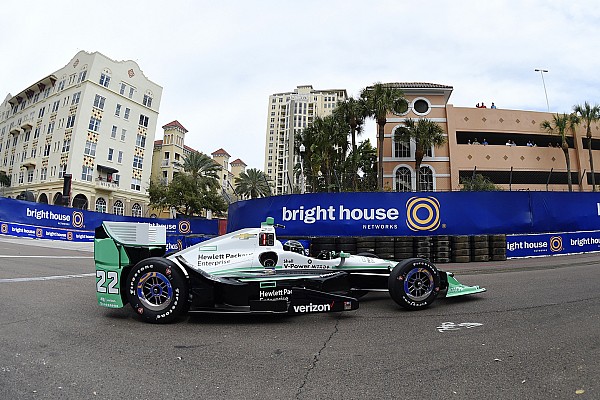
[295,317,340,398]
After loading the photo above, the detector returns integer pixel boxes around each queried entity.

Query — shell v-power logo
[406,196,441,232]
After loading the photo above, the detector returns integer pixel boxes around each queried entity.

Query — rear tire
[126,257,189,323]
[388,258,440,310]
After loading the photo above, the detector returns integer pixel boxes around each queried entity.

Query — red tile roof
[211,148,231,157]
[230,158,246,166]
[162,120,188,133]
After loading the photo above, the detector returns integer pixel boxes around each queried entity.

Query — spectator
[482,138,488,145]
[506,140,512,146]
[468,139,472,145]
[527,140,533,147]
[473,137,480,145]
[511,140,517,146]
[481,102,487,108]
[491,102,497,109]
[476,103,480,108]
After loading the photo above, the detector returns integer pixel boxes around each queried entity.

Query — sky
[2,0,600,169]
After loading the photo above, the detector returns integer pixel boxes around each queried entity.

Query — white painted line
[437,322,483,332]
[0,255,92,258]
[0,273,95,283]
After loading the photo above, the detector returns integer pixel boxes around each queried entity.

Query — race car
[94,217,485,323]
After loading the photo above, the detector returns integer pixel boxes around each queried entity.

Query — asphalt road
[0,236,598,400]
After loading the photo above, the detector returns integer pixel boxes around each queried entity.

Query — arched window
[113,200,124,216]
[95,197,107,213]
[131,203,142,217]
[394,137,410,158]
[419,166,434,192]
[395,167,412,192]
[72,194,88,210]
[53,192,64,205]
[38,193,49,204]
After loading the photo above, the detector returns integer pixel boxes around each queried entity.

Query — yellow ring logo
[72,211,84,228]
[1,224,7,234]
[549,236,563,252]
[36,228,43,238]
[406,196,441,232]
[178,220,191,234]
[67,231,73,241]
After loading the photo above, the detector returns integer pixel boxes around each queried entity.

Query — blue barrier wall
[227,191,600,237]
[0,197,219,251]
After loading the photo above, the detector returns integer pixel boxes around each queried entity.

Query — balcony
[95,178,119,191]
[161,159,170,166]
[20,121,33,130]
[21,158,36,168]
[10,127,21,136]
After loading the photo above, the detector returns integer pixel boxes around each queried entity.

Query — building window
[72,92,81,105]
[113,200,124,216]
[115,104,121,116]
[93,95,106,110]
[77,70,87,83]
[66,115,75,129]
[18,171,24,184]
[395,167,412,192]
[99,73,111,88]
[120,129,127,141]
[43,143,51,157]
[132,155,143,169]
[95,197,107,213]
[89,117,101,132]
[131,178,141,191]
[139,114,149,127]
[84,140,97,156]
[119,83,126,95]
[51,101,60,113]
[129,87,134,99]
[117,151,123,163]
[394,137,411,158]
[62,139,71,153]
[38,107,45,118]
[124,108,130,120]
[111,125,117,139]
[108,148,114,161]
[47,121,55,134]
[131,203,142,217]
[27,169,34,183]
[418,166,433,191]
[143,95,152,107]
[58,164,67,178]
[135,134,146,148]
[40,167,47,181]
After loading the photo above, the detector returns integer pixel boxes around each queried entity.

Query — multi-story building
[380,82,599,192]
[264,85,347,195]
[0,50,162,216]
[211,149,247,202]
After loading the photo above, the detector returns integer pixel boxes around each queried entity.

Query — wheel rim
[137,272,173,311]
[403,267,434,301]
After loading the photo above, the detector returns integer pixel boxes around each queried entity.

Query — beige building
[0,50,162,215]
[264,85,347,195]
[381,82,597,192]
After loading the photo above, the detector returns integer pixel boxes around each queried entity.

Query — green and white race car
[95,217,485,323]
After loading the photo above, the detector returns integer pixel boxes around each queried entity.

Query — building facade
[264,85,347,195]
[380,82,599,192]
[0,50,162,216]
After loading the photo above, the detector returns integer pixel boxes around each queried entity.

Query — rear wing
[101,221,167,246]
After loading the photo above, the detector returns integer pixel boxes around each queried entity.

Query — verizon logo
[292,302,333,313]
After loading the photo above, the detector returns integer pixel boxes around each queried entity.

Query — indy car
[94,218,485,323]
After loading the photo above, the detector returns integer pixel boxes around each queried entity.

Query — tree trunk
[415,147,424,192]
[377,119,386,191]
[588,129,596,191]
[563,141,572,192]
[351,121,358,191]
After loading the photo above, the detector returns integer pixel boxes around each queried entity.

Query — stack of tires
[470,235,490,262]
[355,237,377,256]
[489,234,507,261]
[413,236,432,261]
[432,235,451,263]
[374,237,395,260]
[451,235,471,263]
[394,236,414,261]
[336,237,357,255]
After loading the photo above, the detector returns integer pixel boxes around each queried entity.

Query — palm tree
[541,113,579,191]
[394,118,446,191]
[333,97,367,190]
[182,151,221,191]
[360,83,408,191]
[573,102,600,191]
[234,168,271,199]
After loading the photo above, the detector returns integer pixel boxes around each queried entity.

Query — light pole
[534,68,550,112]
[299,144,306,194]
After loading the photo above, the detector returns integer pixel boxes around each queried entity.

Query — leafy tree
[235,168,272,199]
[460,174,502,191]
[394,118,446,191]
[0,171,10,187]
[333,97,367,190]
[360,83,408,191]
[183,151,221,192]
[573,102,600,191]
[541,113,579,192]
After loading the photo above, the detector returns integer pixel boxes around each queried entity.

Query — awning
[97,164,119,174]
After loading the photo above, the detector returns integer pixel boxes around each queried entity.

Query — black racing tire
[388,258,440,310]
[126,257,189,324]
[452,242,471,250]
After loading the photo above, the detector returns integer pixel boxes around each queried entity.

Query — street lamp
[299,144,306,194]
[534,68,550,112]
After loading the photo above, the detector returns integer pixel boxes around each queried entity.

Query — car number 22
[96,270,119,295]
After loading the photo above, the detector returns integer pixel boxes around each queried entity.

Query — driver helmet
[283,240,305,255]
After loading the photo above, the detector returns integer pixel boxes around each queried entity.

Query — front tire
[126,257,189,323]
[388,258,440,310]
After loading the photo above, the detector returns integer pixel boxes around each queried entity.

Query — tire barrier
[291,234,509,263]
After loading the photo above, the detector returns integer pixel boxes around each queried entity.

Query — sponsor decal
[233,233,257,240]
[197,252,253,267]
[344,301,352,310]
[406,196,441,232]
[507,240,548,252]
[26,207,71,225]
[72,211,84,228]
[549,236,563,252]
[178,220,191,234]
[282,258,330,269]
[293,302,333,313]
[260,288,292,301]
[36,228,43,238]
[1,224,7,234]
[281,205,399,225]
[67,231,73,241]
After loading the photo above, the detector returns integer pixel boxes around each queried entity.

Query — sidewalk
[0,235,93,252]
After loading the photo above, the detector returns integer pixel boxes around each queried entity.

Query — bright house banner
[227,191,600,237]
[507,230,600,258]
[0,197,219,251]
